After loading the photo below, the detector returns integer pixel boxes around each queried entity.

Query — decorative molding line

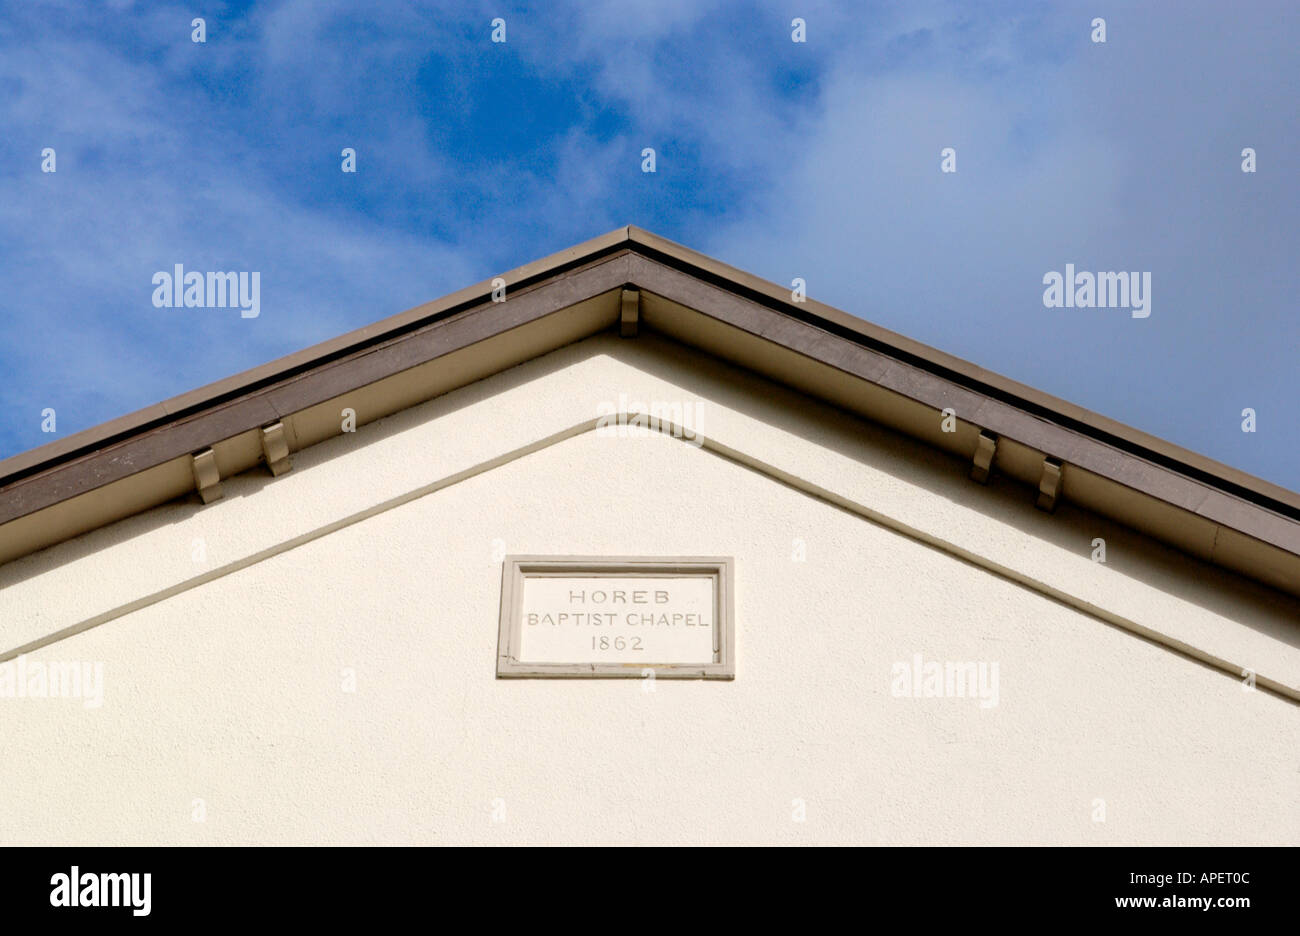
[3,416,1293,703]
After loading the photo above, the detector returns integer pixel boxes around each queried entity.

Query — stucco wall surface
[0,334,1295,844]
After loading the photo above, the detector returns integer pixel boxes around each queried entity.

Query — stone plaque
[496,557,734,679]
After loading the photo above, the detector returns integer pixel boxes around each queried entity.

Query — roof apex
[2,228,1298,595]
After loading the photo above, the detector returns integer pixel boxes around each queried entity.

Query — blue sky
[1,0,1297,491]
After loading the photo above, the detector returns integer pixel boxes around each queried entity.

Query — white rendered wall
[0,333,1296,844]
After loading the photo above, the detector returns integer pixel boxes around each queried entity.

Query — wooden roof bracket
[1036,457,1064,512]
[620,287,640,338]
[191,448,223,503]
[970,430,998,484]
[261,421,292,477]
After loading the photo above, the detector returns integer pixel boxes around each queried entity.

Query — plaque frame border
[495,555,735,679]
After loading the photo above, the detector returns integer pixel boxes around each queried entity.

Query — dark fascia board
[626,253,1300,560]
[1,224,1299,553]
[623,226,1300,523]
[0,251,635,525]
[0,227,634,489]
